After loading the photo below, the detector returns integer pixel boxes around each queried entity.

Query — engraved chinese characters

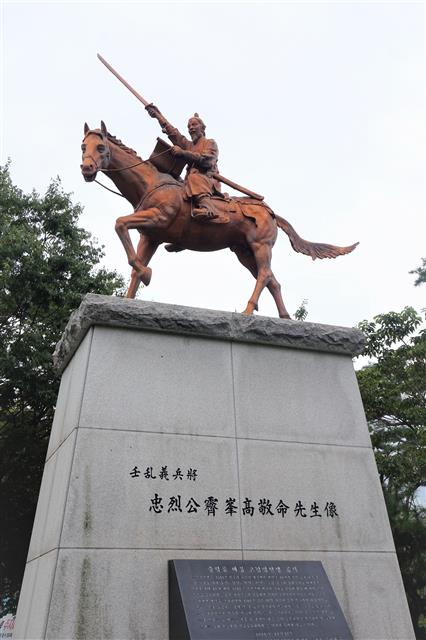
[169,560,353,640]
[129,464,339,521]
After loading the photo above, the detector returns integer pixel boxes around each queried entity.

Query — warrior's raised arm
[97,53,183,147]
[146,104,218,172]
[97,53,263,201]
[145,104,188,148]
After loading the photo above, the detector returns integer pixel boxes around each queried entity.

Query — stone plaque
[169,559,353,640]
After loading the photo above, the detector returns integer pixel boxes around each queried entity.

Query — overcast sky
[2,0,425,329]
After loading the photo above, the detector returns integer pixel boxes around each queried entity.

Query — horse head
[81,121,111,181]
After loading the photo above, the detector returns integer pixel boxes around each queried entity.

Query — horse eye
[97,145,105,152]
[81,145,86,151]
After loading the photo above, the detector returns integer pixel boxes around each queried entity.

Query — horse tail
[275,214,359,260]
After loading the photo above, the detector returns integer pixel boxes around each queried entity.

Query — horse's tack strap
[135,182,179,211]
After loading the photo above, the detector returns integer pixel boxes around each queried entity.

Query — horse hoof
[141,267,152,286]
[242,305,256,316]
[243,300,258,315]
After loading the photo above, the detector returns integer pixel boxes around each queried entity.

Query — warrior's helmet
[188,113,206,133]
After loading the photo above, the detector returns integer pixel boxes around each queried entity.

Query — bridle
[82,133,177,198]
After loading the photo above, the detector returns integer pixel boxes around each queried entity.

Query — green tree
[410,258,426,287]
[0,164,124,610]
[357,307,426,638]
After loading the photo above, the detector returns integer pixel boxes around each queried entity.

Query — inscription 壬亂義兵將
[130,464,198,481]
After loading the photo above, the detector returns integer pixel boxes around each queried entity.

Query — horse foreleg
[127,235,159,298]
[115,208,162,286]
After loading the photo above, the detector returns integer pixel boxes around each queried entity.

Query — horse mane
[106,132,142,161]
[86,127,180,182]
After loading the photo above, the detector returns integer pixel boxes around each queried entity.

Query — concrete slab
[232,342,370,446]
[47,329,92,460]
[13,549,58,640]
[237,439,394,552]
[46,548,242,640]
[79,327,236,438]
[61,429,242,550]
[243,550,414,640]
[28,431,76,561]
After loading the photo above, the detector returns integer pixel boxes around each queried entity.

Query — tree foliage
[410,258,426,287]
[0,164,124,609]
[294,299,309,322]
[357,307,426,638]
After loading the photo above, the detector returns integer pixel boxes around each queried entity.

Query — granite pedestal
[14,295,414,640]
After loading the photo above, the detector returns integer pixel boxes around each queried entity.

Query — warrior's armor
[146,106,220,219]
[160,120,221,199]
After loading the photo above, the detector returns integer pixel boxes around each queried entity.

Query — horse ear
[100,120,107,137]
[84,122,90,135]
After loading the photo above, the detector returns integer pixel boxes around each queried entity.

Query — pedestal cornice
[53,294,365,373]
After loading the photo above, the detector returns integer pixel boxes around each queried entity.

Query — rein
[134,181,179,212]
[94,179,126,197]
[93,147,174,198]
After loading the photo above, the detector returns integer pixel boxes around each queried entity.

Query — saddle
[199,194,275,226]
[195,195,232,225]
[164,195,273,252]
[192,194,273,225]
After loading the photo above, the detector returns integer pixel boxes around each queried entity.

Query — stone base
[14,296,414,640]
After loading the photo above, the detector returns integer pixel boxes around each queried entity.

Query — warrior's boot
[164,243,185,253]
[191,195,218,221]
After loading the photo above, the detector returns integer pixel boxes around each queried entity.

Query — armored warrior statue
[146,105,221,221]
[85,54,359,313]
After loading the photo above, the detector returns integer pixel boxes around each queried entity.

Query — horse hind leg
[267,274,290,319]
[233,245,291,319]
[127,235,159,299]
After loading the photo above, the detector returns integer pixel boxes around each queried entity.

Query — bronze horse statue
[81,121,358,318]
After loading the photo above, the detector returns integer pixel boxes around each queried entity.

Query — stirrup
[191,207,218,221]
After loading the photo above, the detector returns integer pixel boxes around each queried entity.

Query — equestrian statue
[80,55,358,319]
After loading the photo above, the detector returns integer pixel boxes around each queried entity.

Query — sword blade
[97,53,149,107]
